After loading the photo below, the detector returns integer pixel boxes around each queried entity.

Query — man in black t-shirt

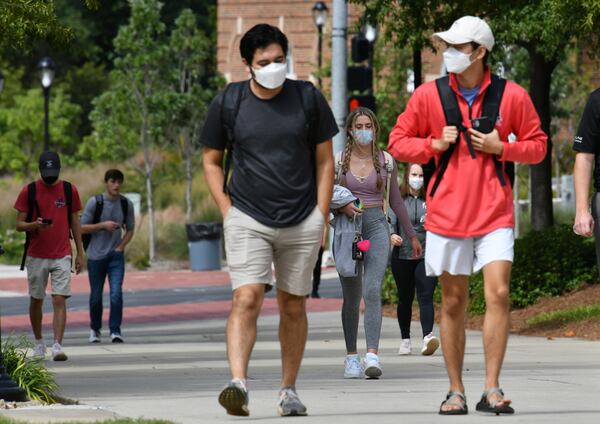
[201,24,337,417]
[573,89,600,274]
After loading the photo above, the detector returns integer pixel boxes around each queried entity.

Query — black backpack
[427,74,513,197]
[21,181,73,270]
[219,79,320,193]
[82,194,130,251]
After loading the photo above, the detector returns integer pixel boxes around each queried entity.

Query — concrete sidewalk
[2,311,600,423]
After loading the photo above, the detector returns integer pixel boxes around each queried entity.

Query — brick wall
[217,0,363,83]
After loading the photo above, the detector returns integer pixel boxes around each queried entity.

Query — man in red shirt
[14,152,84,361]
[389,16,547,415]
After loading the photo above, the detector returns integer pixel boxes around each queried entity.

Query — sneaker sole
[364,366,382,379]
[343,372,362,379]
[218,386,249,416]
[53,353,68,361]
[421,338,440,356]
[398,350,411,356]
[89,339,100,343]
[111,338,124,343]
[278,406,307,416]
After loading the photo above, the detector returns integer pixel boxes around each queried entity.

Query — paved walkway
[2,311,600,423]
[1,266,599,423]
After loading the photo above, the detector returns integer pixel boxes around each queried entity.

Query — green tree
[167,9,221,222]
[0,67,81,176]
[0,0,98,52]
[83,0,170,264]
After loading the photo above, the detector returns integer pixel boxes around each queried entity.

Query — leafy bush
[1,335,59,403]
[381,266,398,305]
[0,228,25,264]
[468,225,598,314]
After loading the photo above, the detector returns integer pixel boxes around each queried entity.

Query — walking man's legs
[107,252,125,336]
[439,272,469,412]
[29,297,44,341]
[278,289,307,387]
[52,295,67,344]
[481,260,512,406]
[88,258,108,334]
[227,284,265,380]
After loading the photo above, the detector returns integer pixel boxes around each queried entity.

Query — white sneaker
[363,353,382,379]
[111,333,124,343]
[89,329,101,343]
[32,343,46,359]
[421,333,440,356]
[51,342,68,361]
[343,355,362,379]
[398,338,412,355]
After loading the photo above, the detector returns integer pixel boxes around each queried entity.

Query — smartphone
[41,218,53,225]
[471,116,495,134]
[354,199,362,209]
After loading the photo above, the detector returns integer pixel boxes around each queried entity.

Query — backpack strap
[382,151,394,221]
[429,76,474,198]
[220,81,246,194]
[21,182,39,271]
[293,80,319,148]
[430,75,508,197]
[483,75,509,187]
[119,195,129,229]
[63,181,73,234]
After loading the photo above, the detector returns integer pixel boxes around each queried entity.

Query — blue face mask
[354,129,373,145]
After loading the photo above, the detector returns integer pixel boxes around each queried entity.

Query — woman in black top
[390,163,439,356]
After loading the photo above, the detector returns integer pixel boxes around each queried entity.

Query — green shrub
[1,335,59,403]
[0,228,25,265]
[527,304,600,327]
[381,266,398,305]
[468,225,598,315]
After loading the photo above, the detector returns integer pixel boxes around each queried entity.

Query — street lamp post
[0,69,28,403]
[38,57,55,152]
[312,1,329,90]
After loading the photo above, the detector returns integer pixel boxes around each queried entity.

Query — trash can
[186,222,222,271]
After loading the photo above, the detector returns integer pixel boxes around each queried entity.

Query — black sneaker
[218,379,249,416]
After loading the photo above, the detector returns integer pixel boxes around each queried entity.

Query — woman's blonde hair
[340,107,384,191]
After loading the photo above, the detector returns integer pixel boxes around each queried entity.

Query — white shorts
[424,228,514,277]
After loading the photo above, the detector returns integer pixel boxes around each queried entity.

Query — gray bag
[333,214,362,277]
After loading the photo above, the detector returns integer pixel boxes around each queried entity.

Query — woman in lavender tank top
[333,107,422,379]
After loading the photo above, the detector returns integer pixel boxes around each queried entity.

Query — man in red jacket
[389,16,547,415]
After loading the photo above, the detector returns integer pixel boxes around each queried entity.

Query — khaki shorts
[25,256,72,299]
[224,206,325,296]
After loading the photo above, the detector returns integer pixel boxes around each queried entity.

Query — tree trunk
[183,129,193,223]
[528,49,557,231]
[141,118,156,264]
[413,45,422,88]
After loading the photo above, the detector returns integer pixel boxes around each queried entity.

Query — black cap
[38,151,61,178]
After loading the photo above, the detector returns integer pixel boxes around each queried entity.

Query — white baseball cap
[433,16,495,52]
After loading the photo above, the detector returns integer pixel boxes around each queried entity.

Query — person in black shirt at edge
[573,89,600,274]
[201,24,338,417]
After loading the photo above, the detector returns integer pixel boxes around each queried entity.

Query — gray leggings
[339,208,390,352]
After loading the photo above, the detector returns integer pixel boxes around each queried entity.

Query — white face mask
[408,176,424,191]
[354,129,373,145]
[443,47,473,74]
[252,62,287,89]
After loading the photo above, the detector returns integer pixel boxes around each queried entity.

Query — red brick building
[217,0,363,83]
